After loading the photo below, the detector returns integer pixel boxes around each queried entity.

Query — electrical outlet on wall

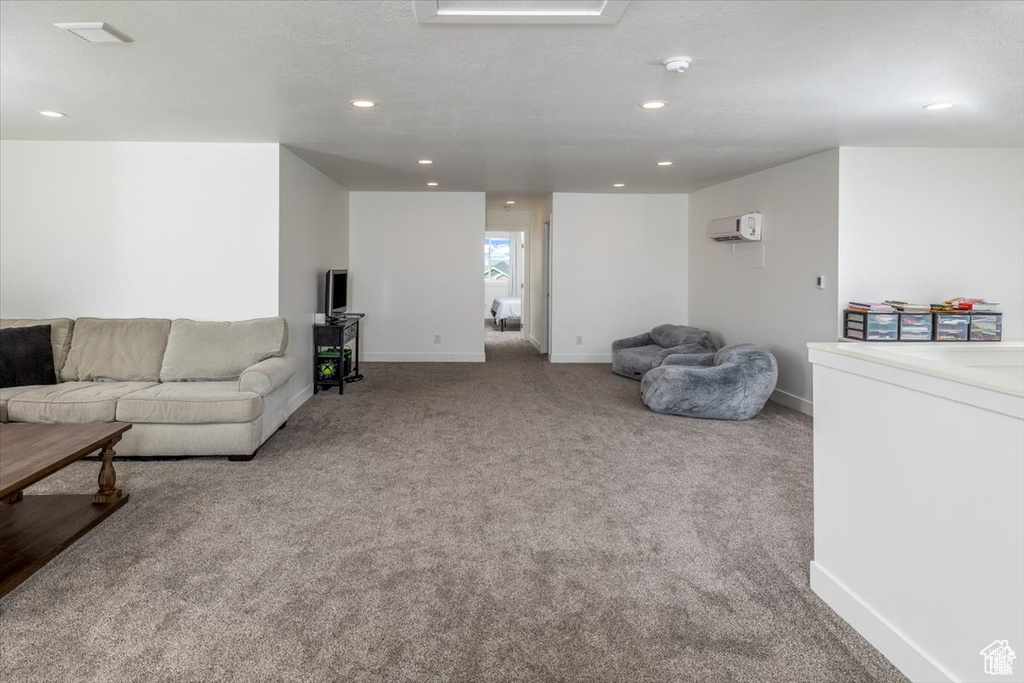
[575,335,584,345]
[433,334,442,344]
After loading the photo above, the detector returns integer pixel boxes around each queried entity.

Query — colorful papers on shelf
[848,301,895,313]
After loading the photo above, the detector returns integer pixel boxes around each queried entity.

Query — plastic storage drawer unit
[898,313,933,341]
[933,312,971,341]
[969,313,1003,341]
[844,310,899,341]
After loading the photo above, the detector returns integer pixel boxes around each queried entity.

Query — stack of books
[883,300,930,313]
[847,301,895,313]
[971,301,1001,313]
[931,297,1001,313]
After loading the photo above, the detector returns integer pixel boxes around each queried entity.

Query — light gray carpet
[0,335,906,682]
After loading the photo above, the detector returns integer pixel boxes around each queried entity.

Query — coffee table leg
[93,438,122,505]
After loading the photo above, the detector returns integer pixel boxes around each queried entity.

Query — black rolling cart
[313,316,364,394]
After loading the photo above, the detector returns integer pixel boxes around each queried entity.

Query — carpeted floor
[0,332,906,682]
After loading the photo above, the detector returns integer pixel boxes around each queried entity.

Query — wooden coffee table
[0,422,131,597]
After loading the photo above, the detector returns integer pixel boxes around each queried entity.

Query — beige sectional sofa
[0,316,295,460]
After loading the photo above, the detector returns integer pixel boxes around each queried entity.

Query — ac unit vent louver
[708,213,762,242]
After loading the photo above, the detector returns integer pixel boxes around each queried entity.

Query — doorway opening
[484,229,524,343]
[483,194,552,362]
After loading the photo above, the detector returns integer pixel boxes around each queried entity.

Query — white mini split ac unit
[708,213,762,242]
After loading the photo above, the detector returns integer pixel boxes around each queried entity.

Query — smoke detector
[663,56,692,74]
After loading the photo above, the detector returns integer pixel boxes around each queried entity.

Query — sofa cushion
[0,385,43,422]
[0,325,57,388]
[0,318,75,373]
[611,344,664,379]
[649,324,716,349]
[116,382,263,424]
[160,317,288,382]
[61,318,171,382]
[6,381,157,423]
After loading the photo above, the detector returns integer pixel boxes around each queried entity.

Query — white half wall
[349,192,486,362]
[838,147,1024,340]
[0,141,280,320]
[549,193,688,363]
[279,147,349,412]
[688,150,841,413]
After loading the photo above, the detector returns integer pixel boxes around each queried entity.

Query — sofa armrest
[658,352,716,368]
[612,332,654,352]
[239,356,296,396]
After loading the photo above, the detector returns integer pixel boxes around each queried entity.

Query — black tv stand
[313,315,364,394]
[326,313,365,325]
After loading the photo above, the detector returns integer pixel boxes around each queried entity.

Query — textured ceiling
[1,0,1022,192]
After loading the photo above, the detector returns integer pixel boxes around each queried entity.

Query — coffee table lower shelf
[0,493,129,598]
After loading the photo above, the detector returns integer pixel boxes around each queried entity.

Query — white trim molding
[549,353,613,364]
[288,383,314,415]
[810,562,957,683]
[361,352,486,363]
[769,388,813,415]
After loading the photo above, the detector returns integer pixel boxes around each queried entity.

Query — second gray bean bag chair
[640,344,778,420]
[612,324,719,380]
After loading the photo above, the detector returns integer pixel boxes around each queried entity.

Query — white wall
[349,192,486,361]
[838,147,1024,340]
[485,209,531,231]
[550,193,688,363]
[529,195,553,352]
[278,147,349,411]
[0,141,280,320]
[688,150,841,413]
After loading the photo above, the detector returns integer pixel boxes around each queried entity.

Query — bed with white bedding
[490,296,522,331]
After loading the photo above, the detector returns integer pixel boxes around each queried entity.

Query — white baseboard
[549,353,613,363]
[360,352,486,363]
[809,562,957,683]
[527,334,542,352]
[769,388,813,415]
[288,383,313,414]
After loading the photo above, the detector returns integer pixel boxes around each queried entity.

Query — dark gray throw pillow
[0,325,57,388]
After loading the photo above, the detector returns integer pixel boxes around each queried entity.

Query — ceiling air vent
[412,0,630,24]
[54,22,132,44]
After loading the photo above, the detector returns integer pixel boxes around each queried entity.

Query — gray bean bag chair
[612,324,719,380]
[640,344,778,420]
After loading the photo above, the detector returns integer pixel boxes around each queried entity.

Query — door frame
[542,217,552,355]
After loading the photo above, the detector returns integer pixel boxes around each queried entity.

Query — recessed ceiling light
[923,102,955,110]
[351,100,377,108]
[39,110,66,118]
[418,159,433,165]
[427,182,439,187]
[641,101,667,110]
[505,200,515,205]
[612,183,625,188]
[656,160,673,166]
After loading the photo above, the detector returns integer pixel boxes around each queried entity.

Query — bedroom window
[484,236,511,282]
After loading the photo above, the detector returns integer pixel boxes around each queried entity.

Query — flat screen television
[325,269,348,318]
